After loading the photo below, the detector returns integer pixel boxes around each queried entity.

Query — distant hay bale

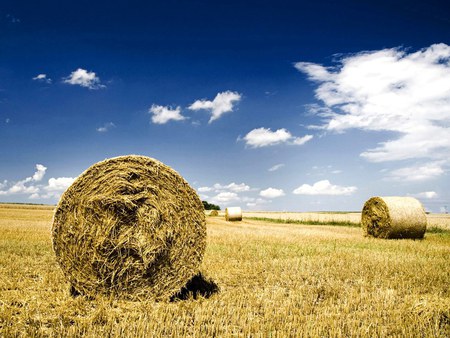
[225,207,242,221]
[361,196,427,239]
[209,210,219,216]
[52,155,206,301]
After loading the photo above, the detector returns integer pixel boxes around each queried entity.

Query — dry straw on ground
[225,207,242,221]
[52,155,206,301]
[361,196,427,239]
[208,210,219,216]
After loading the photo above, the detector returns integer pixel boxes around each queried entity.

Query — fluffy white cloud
[293,180,357,195]
[409,191,438,199]
[0,164,74,200]
[211,192,239,203]
[45,177,75,192]
[63,68,105,89]
[213,182,250,192]
[198,186,212,192]
[0,164,45,196]
[32,74,52,83]
[268,163,285,172]
[260,187,285,198]
[246,198,272,208]
[32,164,47,182]
[96,122,116,132]
[201,182,252,206]
[242,127,313,148]
[149,104,186,124]
[295,43,450,176]
[188,91,241,123]
[386,162,445,181]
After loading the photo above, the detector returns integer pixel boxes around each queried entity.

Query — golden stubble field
[0,204,449,337]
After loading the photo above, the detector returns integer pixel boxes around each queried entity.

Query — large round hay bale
[225,207,242,221]
[52,155,206,301]
[361,196,427,239]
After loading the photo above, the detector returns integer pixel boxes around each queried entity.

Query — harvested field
[1,204,449,337]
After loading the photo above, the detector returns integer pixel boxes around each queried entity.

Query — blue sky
[1,0,449,212]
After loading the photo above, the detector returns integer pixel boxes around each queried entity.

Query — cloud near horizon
[293,180,357,196]
[0,164,74,200]
[260,187,285,198]
[63,68,105,89]
[295,43,450,179]
[242,127,313,148]
[188,91,241,123]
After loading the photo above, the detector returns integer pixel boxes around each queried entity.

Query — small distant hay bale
[225,207,242,221]
[52,155,206,301]
[209,210,219,216]
[361,196,427,239]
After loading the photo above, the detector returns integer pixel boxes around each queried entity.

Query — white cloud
[268,163,285,172]
[7,182,39,195]
[96,122,116,132]
[242,127,313,148]
[292,134,314,145]
[246,198,272,208]
[45,177,75,192]
[409,191,438,199]
[260,187,285,198]
[295,43,450,177]
[32,164,47,182]
[149,104,186,124]
[63,68,105,89]
[188,91,241,123]
[386,162,445,181]
[293,180,357,195]
[1,164,47,195]
[211,192,239,203]
[32,74,52,84]
[0,164,74,200]
[213,182,250,192]
[198,186,212,192]
[201,182,252,206]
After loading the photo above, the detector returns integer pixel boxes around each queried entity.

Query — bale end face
[52,155,206,301]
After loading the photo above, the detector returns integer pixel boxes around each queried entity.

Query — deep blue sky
[1,0,449,212]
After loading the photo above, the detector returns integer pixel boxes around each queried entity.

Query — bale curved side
[361,196,427,239]
[225,207,242,221]
[52,155,206,301]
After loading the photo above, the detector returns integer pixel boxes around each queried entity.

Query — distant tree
[202,201,220,210]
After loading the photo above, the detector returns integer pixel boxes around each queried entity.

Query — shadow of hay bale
[70,272,219,302]
[170,273,219,301]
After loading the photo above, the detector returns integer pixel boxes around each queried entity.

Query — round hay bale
[52,155,206,301]
[361,196,427,239]
[225,207,242,221]
[209,210,219,216]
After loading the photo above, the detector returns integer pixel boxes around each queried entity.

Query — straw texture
[361,196,427,239]
[52,155,206,301]
[225,207,242,221]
